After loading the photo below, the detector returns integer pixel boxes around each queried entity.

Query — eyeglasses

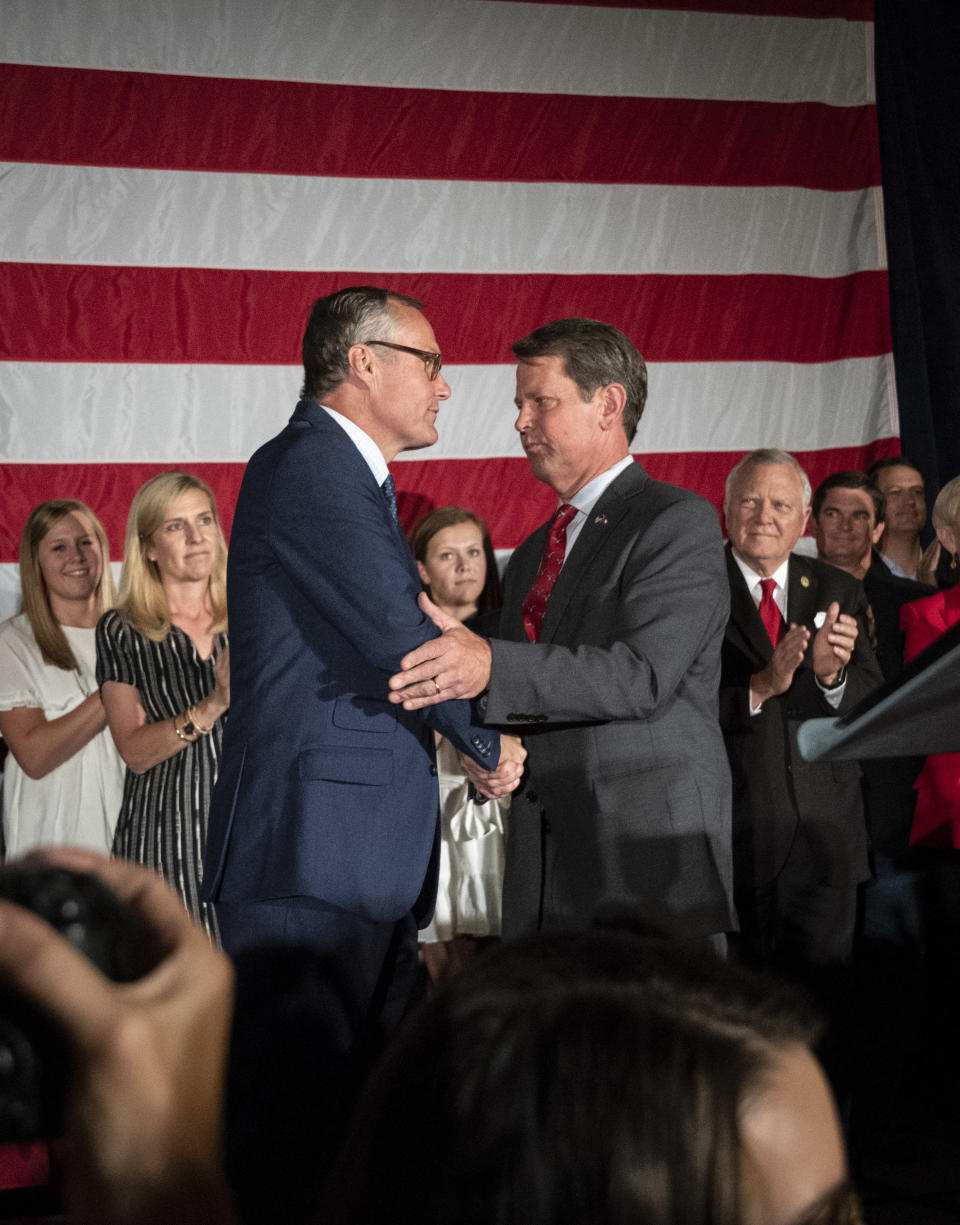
[362,340,443,381]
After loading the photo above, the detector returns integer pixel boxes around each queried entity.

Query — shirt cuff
[815,667,846,708]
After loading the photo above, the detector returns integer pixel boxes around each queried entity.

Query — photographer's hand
[0,848,236,1225]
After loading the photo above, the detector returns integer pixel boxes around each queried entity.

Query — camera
[0,865,154,1141]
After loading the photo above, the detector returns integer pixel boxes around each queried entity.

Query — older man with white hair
[720,449,882,978]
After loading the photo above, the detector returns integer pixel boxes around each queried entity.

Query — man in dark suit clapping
[720,450,883,979]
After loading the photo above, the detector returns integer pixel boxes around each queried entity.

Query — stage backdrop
[0,0,893,617]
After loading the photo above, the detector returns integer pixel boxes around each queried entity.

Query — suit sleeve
[720,565,882,730]
[484,495,728,724]
[798,575,881,715]
[264,434,499,767]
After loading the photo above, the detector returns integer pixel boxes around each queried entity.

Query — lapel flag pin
[594,514,608,525]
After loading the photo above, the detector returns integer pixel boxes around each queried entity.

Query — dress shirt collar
[320,404,390,486]
[566,454,635,519]
[555,455,634,560]
[878,550,915,580]
[731,552,790,611]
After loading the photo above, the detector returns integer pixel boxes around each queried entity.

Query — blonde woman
[97,472,228,940]
[0,500,124,855]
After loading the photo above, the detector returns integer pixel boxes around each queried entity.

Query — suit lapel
[293,398,415,571]
[725,545,773,664]
[538,463,643,643]
[786,555,819,630]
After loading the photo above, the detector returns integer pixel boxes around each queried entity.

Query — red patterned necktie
[758,577,785,647]
[522,503,578,643]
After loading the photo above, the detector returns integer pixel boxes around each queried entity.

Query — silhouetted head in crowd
[328,929,860,1225]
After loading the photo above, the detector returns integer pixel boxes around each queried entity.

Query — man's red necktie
[522,503,578,643]
[758,577,786,647]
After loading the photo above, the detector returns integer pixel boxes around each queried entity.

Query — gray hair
[301,286,424,401]
[724,449,812,510]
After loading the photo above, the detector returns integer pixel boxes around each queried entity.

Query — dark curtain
[875,0,960,502]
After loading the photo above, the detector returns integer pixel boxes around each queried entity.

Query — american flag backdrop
[1,0,893,619]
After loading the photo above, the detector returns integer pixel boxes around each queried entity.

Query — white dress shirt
[321,404,390,485]
[731,551,845,712]
[558,454,634,567]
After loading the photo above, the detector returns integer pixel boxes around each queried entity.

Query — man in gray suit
[389,318,735,943]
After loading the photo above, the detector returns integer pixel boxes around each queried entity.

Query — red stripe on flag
[0,463,246,565]
[0,442,901,563]
[0,64,878,190]
[0,265,891,364]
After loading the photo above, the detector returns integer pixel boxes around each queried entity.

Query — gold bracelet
[187,705,214,735]
[174,718,195,743]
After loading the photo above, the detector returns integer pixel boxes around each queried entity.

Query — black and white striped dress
[96,609,224,943]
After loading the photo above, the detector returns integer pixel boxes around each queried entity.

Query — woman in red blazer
[901,475,960,846]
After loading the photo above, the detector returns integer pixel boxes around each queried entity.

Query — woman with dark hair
[409,505,508,980]
[409,504,502,626]
[328,928,862,1225]
[0,500,123,855]
[96,471,229,940]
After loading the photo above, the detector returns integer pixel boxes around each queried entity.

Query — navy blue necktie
[381,474,399,526]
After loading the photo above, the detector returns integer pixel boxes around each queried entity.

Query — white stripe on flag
[1,357,896,464]
[0,165,884,279]
[0,1,873,104]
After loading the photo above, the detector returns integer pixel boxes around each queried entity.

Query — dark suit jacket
[857,553,933,854]
[720,548,883,893]
[202,401,500,924]
[485,462,736,941]
[863,552,935,682]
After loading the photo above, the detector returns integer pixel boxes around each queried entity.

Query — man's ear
[348,343,376,383]
[871,519,885,547]
[597,382,627,431]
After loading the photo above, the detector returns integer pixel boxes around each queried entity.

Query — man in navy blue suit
[203,286,522,1047]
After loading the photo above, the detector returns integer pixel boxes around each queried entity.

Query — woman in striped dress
[97,472,229,942]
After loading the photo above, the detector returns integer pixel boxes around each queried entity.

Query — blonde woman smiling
[0,499,123,855]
